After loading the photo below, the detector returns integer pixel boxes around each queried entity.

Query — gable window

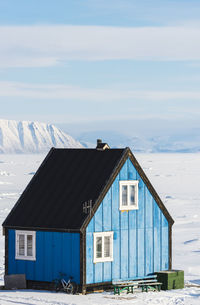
[119,180,139,210]
[93,232,113,263]
[15,231,36,260]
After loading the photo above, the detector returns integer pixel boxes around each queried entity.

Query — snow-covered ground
[0,153,200,304]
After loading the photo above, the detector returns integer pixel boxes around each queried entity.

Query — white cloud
[0,25,200,67]
[0,81,200,102]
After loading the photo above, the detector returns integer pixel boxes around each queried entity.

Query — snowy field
[0,153,200,304]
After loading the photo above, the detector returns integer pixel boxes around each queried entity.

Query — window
[15,231,36,260]
[119,180,139,210]
[93,232,113,263]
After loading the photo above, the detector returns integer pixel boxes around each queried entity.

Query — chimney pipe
[96,139,110,150]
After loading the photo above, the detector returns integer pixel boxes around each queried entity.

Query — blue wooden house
[2,140,174,293]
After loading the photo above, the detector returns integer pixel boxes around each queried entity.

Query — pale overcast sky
[0,0,200,137]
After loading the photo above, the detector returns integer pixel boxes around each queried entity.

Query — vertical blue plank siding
[35,232,44,281]
[43,233,52,282]
[162,214,169,270]
[121,225,128,279]
[86,158,169,284]
[129,228,137,278]
[8,230,80,284]
[154,203,161,272]
[86,232,94,284]
[8,230,15,275]
[103,189,112,231]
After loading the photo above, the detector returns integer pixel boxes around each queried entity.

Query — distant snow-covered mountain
[78,130,152,152]
[78,130,200,153]
[0,119,82,153]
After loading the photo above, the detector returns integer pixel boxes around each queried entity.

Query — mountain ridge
[0,119,82,153]
[77,130,200,153]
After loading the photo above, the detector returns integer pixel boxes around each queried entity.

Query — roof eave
[2,225,81,233]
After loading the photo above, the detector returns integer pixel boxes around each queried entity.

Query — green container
[156,270,184,290]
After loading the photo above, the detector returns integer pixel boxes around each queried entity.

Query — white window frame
[15,230,36,261]
[119,180,139,210]
[93,231,113,263]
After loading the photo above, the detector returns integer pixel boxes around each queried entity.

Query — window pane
[104,236,111,258]
[27,235,33,256]
[122,185,128,206]
[19,234,25,256]
[96,237,102,258]
[130,185,135,205]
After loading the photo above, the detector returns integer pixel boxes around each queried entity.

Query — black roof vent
[96,139,110,150]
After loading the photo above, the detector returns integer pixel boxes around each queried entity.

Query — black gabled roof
[3,147,174,232]
[2,148,126,231]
